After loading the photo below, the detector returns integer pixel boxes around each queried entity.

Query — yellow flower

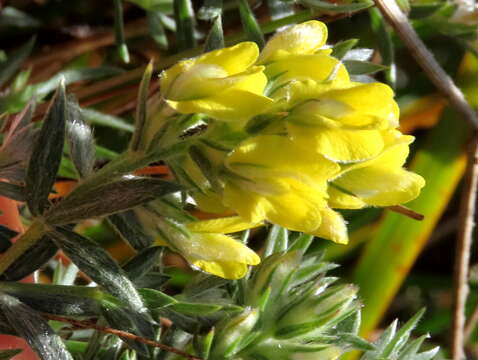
[328,131,426,208]
[160,42,273,121]
[222,135,348,243]
[155,216,261,279]
[282,79,400,162]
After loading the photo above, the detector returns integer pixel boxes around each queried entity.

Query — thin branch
[453,137,478,360]
[373,0,478,130]
[42,314,202,360]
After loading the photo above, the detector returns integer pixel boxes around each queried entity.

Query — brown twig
[453,136,478,360]
[387,205,424,220]
[373,0,478,130]
[42,313,202,360]
[372,2,478,359]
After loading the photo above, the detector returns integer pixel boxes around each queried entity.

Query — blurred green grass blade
[174,0,197,51]
[298,0,373,12]
[113,0,130,63]
[267,0,294,20]
[148,11,169,49]
[0,7,41,28]
[198,0,223,20]
[34,67,124,98]
[0,36,35,87]
[369,8,396,88]
[204,15,224,52]
[238,0,265,49]
[353,110,469,335]
[81,107,134,132]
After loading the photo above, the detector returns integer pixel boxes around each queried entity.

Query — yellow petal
[288,124,385,163]
[327,185,366,209]
[334,166,426,206]
[223,178,327,234]
[319,82,400,128]
[196,41,259,74]
[190,259,249,280]
[165,66,267,101]
[182,232,260,264]
[226,135,340,183]
[258,20,328,63]
[265,54,349,84]
[312,208,348,244]
[187,216,262,234]
[193,190,230,214]
[167,89,274,121]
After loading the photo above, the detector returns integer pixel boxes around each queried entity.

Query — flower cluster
[154,20,425,278]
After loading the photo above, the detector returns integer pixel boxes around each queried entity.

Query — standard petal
[196,41,260,74]
[187,216,262,234]
[167,89,274,121]
[258,20,328,63]
[265,54,349,84]
[333,166,426,206]
[312,208,348,244]
[288,124,385,163]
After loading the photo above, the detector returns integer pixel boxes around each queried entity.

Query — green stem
[0,220,47,276]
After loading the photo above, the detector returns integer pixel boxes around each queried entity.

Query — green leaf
[49,228,153,329]
[0,292,74,360]
[170,302,222,315]
[99,299,151,356]
[45,177,181,225]
[0,349,22,360]
[174,0,197,51]
[194,328,214,360]
[122,246,162,280]
[264,225,288,257]
[198,0,222,20]
[0,181,25,201]
[299,0,373,12]
[331,39,359,60]
[25,80,67,216]
[33,67,123,98]
[138,288,177,308]
[0,282,110,317]
[130,61,154,151]
[66,97,95,178]
[204,15,224,52]
[238,0,265,49]
[109,210,154,250]
[288,233,314,253]
[127,0,173,12]
[1,235,58,281]
[113,0,130,63]
[343,60,388,75]
[0,36,35,87]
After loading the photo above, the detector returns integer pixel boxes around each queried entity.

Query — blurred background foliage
[2,0,478,358]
